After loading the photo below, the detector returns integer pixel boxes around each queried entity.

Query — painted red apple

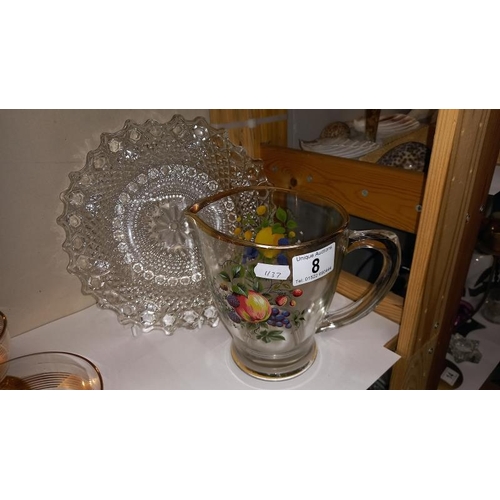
[234,290,272,323]
[292,289,303,297]
[275,295,288,307]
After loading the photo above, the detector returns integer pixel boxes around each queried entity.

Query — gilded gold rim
[186,185,350,252]
[0,351,104,390]
[230,342,318,382]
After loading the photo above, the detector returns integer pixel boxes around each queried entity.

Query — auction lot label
[292,243,335,286]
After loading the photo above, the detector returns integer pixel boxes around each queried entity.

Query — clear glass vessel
[0,351,103,390]
[186,186,401,380]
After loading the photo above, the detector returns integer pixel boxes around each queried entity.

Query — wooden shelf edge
[337,270,404,325]
[261,144,425,234]
[337,271,401,351]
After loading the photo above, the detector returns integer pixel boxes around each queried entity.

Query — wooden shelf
[261,144,425,234]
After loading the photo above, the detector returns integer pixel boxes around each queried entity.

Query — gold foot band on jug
[230,341,318,381]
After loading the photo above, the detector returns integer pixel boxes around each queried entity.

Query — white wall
[0,109,209,337]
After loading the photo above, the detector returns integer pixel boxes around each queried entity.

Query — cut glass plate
[57,115,268,335]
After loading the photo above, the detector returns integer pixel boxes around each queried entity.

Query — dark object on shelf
[454,300,486,336]
[319,121,351,140]
[364,109,381,142]
[377,141,431,172]
[476,211,500,323]
[479,213,500,254]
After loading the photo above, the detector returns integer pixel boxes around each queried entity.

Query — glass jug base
[230,341,318,381]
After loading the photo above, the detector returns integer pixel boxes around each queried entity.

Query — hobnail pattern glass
[57,115,268,335]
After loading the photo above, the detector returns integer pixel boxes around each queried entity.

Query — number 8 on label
[312,258,320,273]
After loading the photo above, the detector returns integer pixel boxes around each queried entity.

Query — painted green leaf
[270,281,292,292]
[256,329,286,342]
[247,266,256,279]
[232,283,248,296]
[292,310,306,326]
[232,265,242,279]
[219,271,231,282]
[253,279,263,292]
[272,224,286,234]
[276,207,287,223]
[266,331,286,341]
[286,220,298,229]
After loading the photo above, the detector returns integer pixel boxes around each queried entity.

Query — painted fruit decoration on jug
[215,203,306,343]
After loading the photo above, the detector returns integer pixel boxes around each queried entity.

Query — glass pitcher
[185,186,400,381]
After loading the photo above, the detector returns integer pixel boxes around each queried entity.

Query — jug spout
[184,190,240,241]
[183,202,219,247]
[183,205,201,232]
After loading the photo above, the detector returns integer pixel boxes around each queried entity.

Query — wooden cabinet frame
[210,110,500,389]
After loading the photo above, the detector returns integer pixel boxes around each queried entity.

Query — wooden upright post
[390,109,500,389]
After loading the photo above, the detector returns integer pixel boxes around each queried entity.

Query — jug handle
[316,229,401,332]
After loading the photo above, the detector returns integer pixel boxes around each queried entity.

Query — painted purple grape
[228,311,242,323]
[227,294,241,308]
[267,306,294,330]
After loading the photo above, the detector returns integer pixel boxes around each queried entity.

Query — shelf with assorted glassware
[297,109,437,172]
